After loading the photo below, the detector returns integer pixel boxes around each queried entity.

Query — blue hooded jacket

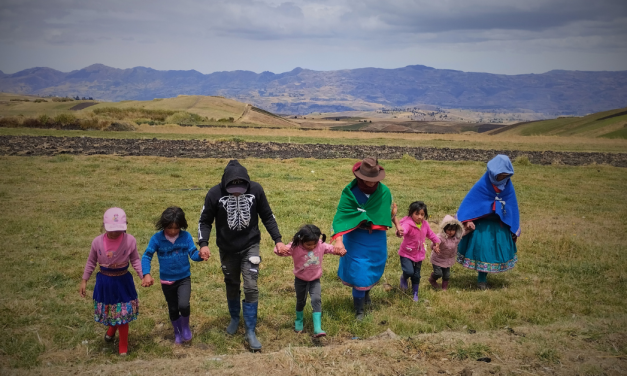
[456,155,521,237]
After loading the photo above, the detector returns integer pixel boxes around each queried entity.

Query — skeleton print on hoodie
[198,160,283,253]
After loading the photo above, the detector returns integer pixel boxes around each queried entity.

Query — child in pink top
[397,201,440,302]
[274,224,345,337]
[428,215,465,291]
[79,208,143,356]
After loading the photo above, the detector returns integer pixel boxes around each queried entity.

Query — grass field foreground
[0,154,626,371]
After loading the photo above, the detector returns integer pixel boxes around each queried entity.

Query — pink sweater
[274,240,337,281]
[398,216,440,262]
[430,233,461,268]
[82,233,143,281]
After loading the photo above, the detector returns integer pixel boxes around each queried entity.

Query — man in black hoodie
[198,160,287,351]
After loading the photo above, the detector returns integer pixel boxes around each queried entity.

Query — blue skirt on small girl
[93,265,139,326]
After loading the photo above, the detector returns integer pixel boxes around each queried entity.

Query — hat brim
[104,223,127,231]
[226,186,248,194]
[354,169,385,182]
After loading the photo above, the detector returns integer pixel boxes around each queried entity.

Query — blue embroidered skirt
[338,228,387,290]
[457,214,517,273]
[93,266,139,326]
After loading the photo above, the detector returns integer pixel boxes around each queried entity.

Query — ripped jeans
[219,243,261,303]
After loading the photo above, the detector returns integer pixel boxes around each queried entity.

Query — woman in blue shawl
[456,155,521,290]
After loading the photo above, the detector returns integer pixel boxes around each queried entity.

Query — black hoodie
[198,160,282,252]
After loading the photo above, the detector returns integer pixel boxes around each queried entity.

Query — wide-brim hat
[353,157,385,182]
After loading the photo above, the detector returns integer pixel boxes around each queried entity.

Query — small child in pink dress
[274,224,345,337]
[428,215,465,291]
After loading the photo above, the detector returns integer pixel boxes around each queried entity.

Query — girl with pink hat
[79,207,142,356]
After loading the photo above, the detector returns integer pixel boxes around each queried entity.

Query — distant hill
[0,93,296,128]
[1,63,626,115]
[490,107,627,139]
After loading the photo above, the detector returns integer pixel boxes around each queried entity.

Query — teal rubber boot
[312,312,326,338]
[294,311,304,333]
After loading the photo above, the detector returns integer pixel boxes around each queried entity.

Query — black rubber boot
[364,290,372,308]
[226,299,241,335]
[353,297,366,321]
[242,300,262,351]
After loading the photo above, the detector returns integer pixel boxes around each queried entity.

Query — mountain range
[1,63,626,115]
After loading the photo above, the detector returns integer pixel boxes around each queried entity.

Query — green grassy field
[496,107,627,139]
[1,154,625,371]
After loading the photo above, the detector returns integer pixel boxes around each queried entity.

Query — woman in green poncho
[331,158,401,320]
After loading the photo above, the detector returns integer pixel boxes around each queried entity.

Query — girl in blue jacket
[141,207,207,344]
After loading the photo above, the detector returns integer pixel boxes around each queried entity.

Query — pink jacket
[398,216,440,262]
[274,240,337,281]
[82,233,143,281]
[430,215,465,268]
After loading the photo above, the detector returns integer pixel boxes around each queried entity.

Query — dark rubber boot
[400,275,408,291]
[242,300,262,351]
[226,299,241,335]
[365,289,372,308]
[442,280,449,291]
[354,297,366,321]
[428,274,441,290]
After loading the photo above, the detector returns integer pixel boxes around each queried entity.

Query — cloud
[0,0,625,73]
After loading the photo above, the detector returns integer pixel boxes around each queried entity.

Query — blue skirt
[338,228,387,290]
[457,214,517,273]
[93,266,139,326]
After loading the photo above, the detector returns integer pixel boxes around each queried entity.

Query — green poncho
[331,180,393,236]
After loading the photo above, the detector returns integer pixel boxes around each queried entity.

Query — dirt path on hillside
[1,135,626,167]
[3,321,626,375]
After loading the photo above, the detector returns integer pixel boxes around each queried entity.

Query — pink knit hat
[103,207,127,231]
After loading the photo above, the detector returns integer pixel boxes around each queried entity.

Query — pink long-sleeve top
[398,216,440,262]
[82,233,143,281]
[274,240,337,281]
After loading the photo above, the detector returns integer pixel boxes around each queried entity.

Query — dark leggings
[161,277,191,321]
[400,256,422,285]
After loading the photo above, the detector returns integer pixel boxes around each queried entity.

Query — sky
[1,0,626,75]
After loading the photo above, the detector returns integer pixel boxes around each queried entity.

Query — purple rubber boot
[172,317,183,345]
[400,275,408,291]
[442,280,449,291]
[180,315,192,342]
[412,284,419,302]
[428,274,441,290]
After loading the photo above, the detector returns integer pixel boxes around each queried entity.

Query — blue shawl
[456,156,521,237]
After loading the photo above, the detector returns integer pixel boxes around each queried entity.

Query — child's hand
[331,236,346,255]
[79,280,87,298]
[142,274,154,287]
[433,243,440,254]
[395,227,404,238]
[199,246,211,261]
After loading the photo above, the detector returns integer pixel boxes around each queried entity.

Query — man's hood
[220,160,251,191]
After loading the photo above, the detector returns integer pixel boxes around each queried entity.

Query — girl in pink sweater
[274,224,345,337]
[397,201,440,302]
[79,208,143,356]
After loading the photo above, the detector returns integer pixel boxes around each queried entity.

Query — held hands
[79,280,87,298]
[433,243,441,254]
[276,242,290,255]
[141,274,154,287]
[395,226,404,238]
[199,246,211,261]
[331,236,346,256]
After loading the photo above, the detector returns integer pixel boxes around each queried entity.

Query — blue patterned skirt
[457,214,517,273]
[338,228,387,290]
[93,266,139,326]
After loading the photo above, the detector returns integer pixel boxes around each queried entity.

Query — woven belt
[99,267,129,277]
